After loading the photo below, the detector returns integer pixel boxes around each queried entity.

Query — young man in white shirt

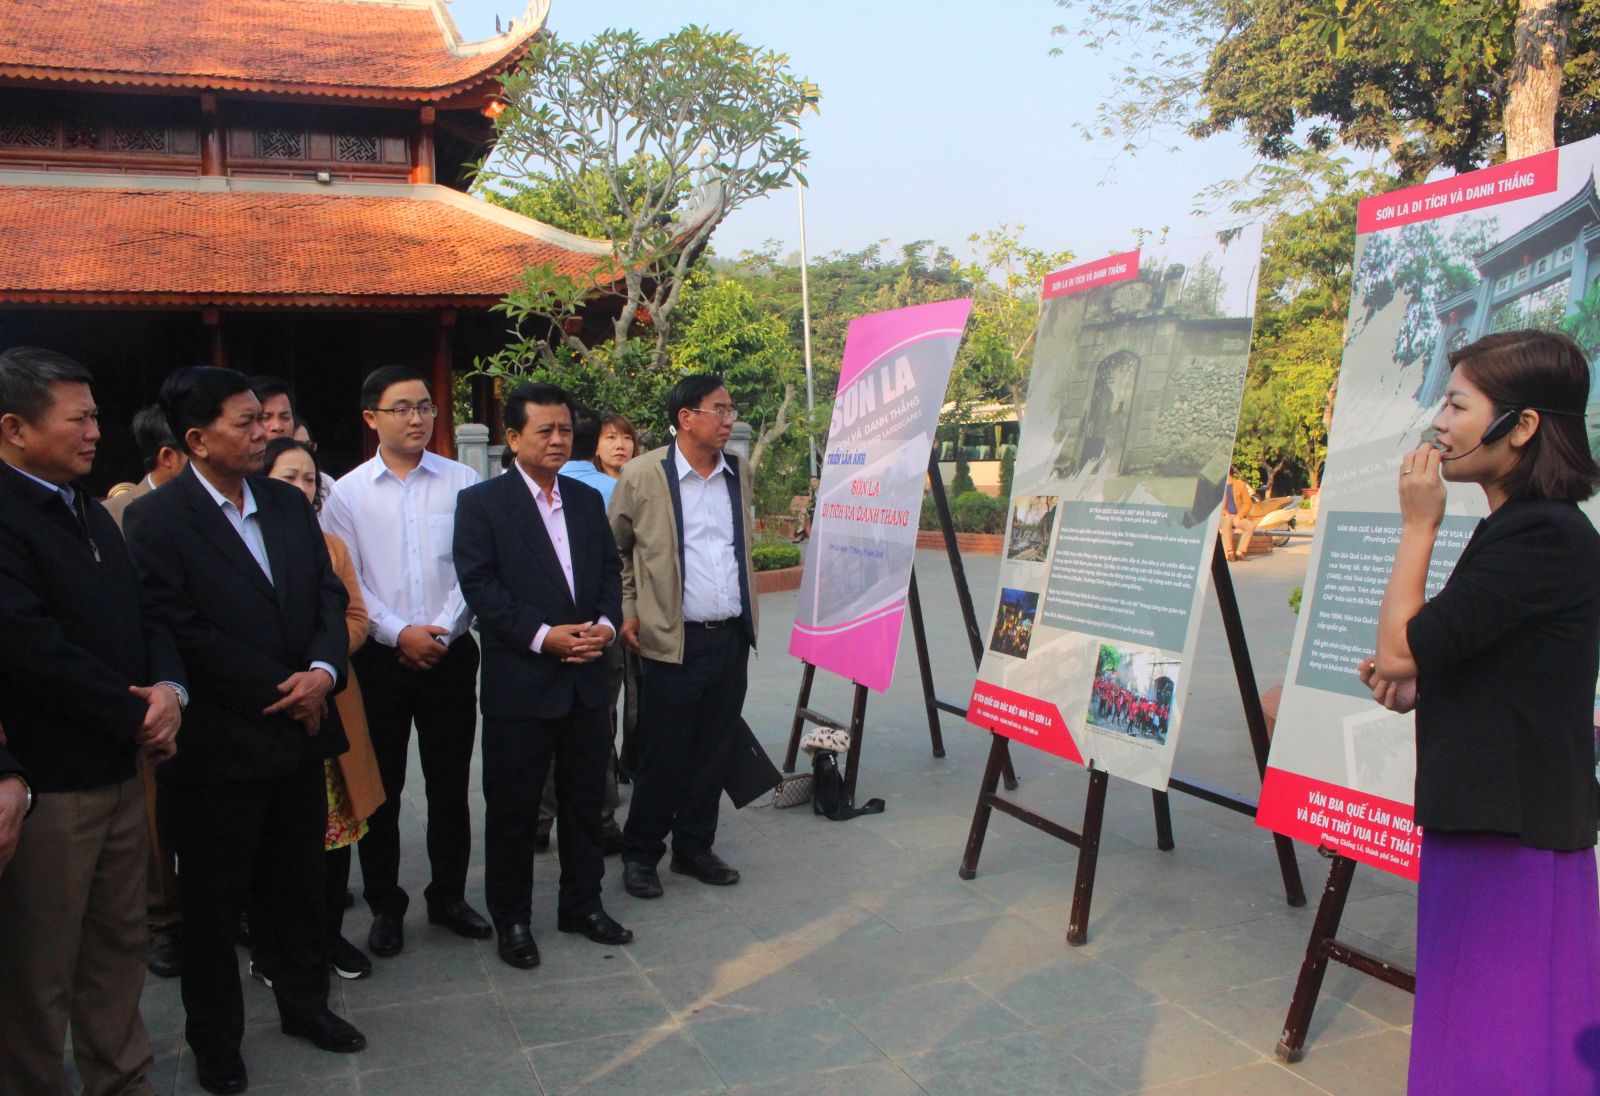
[321,365,489,956]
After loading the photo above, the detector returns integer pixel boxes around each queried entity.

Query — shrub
[752,543,802,571]
[1288,585,1302,614]
[950,491,1004,534]
[920,496,939,531]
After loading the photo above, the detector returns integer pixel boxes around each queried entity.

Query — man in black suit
[453,382,632,970]
[124,366,365,1094]
[0,347,186,1096]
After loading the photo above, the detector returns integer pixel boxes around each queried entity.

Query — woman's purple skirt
[1409,830,1600,1094]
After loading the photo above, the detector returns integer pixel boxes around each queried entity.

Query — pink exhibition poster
[787,298,973,692]
[1259,137,1600,879]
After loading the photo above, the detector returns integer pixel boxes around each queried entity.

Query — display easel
[782,454,1016,802]
[1275,853,1415,1061]
[957,521,1307,946]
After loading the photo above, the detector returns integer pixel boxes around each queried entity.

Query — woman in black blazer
[1361,328,1600,1094]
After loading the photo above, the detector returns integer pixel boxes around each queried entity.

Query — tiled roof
[0,175,617,307]
[0,0,547,100]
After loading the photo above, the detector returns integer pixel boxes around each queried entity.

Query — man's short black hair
[160,366,254,455]
[360,365,429,411]
[131,403,180,471]
[505,382,572,433]
[249,374,294,408]
[0,347,93,423]
[666,374,725,431]
[570,401,600,461]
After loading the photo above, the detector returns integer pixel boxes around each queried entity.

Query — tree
[481,26,817,381]
[957,226,1075,418]
[1052,0,1600,182]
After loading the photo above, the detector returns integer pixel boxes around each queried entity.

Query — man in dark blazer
[0,347,187,1096]
[453,382,632,970]
[124,366,365,1094]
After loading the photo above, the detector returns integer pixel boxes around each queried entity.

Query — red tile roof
[0,0,546,101]
[0,176,618,307]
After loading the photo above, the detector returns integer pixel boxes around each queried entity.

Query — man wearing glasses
[610,375,759,899]
[321,366,490,957]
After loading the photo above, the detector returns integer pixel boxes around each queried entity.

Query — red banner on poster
[1356,149,1559,234]
[1041,250,1140,300]
[968,681,1082,764]
[1258,767,1421,880]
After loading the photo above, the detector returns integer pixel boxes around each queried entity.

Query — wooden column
[202,307,225,366]
[199,94,225,177]
[410,106,436,184]
[432,311,456,458]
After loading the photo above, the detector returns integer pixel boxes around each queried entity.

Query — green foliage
[752,542,803,571]
[920,496,939,531]
[1289,585,1303,614]
[999,447,1016,499]
[477,26,816,397]
[951,447,976,495]
[949,491,1005,534]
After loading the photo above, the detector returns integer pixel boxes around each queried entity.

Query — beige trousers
[0,776,155,1096]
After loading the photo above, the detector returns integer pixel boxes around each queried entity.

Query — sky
[447,0,1268,272]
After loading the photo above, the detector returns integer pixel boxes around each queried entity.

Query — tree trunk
[1504,0,1568,162]
[749,382,796,476]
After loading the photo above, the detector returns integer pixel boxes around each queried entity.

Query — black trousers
[352,635,479,917]
[622,624,749,864]
[483,704,609,927]
[538,643,623,837]
[166,758,329,1058]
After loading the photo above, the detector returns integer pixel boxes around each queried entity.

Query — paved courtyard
[135,544,1422,1094]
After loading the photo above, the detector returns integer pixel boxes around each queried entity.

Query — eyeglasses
[373,402,438,420]
[686,404,739,422]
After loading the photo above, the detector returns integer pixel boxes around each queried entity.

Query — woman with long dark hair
[1360,328,1600,1092]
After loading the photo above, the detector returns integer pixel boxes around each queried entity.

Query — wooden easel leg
[1000,750,1018,791]
[783,661,816,774]
[906,570,947,759]
[1277,855,1357,1062]
[958,734,1008,880]
[842,683,870,805]
[1151,789,1175,851]
[1066,768,1110,946]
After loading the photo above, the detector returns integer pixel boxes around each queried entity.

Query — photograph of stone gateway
[1021,240,1257,511]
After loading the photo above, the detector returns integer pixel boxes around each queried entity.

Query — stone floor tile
[969,953,1157,1026]
[725,1059,925,1096]
[1284,1028,1411,1096]
[339,934,491,1010]
[645,949,827,1023]
[344,992,519,1071]
[1043,1001,1263,1090]
[616,909,773,971]
[688,1002,884,1087]
[356,1051,541,1094]
[898,1027,1119,1096]
[1135,1059,1332,1094]
[1176,975,1391,1056]
[504,970,676,1048]
[528,1025,725,1096]
[852,877,1005,932]
[479,930,638,990]
[832,976,1029,1055]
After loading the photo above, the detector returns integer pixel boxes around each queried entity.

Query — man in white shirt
[610,375,760,899]
[321,366,489,957]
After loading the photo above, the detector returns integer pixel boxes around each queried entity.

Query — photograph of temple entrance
[1005,495,1058,561]
[1009,233,1259,514]
[1087,643,1180,745]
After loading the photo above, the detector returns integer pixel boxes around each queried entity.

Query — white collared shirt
[673,442,742,623]
[321,450,478,646]
[9,462,75,511]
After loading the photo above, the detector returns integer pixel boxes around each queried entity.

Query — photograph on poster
[1005,495,1059,561]
[988,588,1039,658]
[1086,644,1179,745]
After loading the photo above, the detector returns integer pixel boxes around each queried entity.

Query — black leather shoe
[558,908,634,945]
[533,831,551,851]
[427,897,493,939]
[622,859,663,899]
[281,1009,367,1053]
[670,850,740,886]
[601,830,625,857]
[148,930,181,979]
[194,1049,248,1095]
[496,923,541,969]
[367,912,404,958]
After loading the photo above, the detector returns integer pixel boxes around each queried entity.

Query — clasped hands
[129,682,182,763]
[264,667,335,734]
[544,621,614,664]
[1357,658,1417,714]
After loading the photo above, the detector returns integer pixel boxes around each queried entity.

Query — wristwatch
[156,681,189,710]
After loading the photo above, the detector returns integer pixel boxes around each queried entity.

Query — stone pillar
[455,423,490,481]
[727,421,753,465]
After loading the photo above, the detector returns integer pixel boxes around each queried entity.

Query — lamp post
[798,181,818,477]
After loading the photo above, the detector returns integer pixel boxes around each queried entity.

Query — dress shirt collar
[5,462,75,508]
[514,460,562,507]
[192,465,259,519]
[367,448,443,484]
[673,441,730,483]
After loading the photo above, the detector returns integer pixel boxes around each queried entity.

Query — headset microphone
[1439,408,1520,461]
